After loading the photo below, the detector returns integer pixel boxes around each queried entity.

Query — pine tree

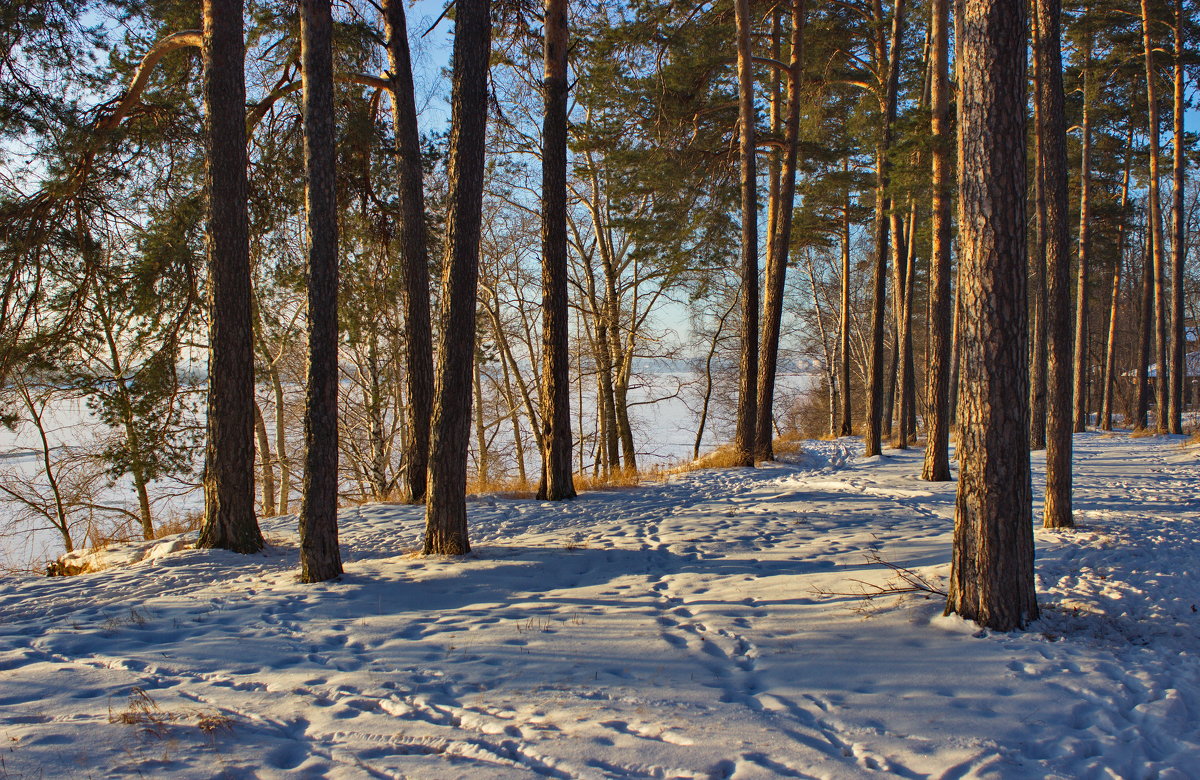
[424,0,492,555]
[197,0,263,554]
[945,0,1039,631]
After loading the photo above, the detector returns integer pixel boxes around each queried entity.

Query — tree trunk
[891,207,910,449]
[298,0,343,583]
[473,357,489,485]
[537,0,575,500]
[271,367,291,513]
[1168,0,1186,433]
[945,0,1038,631]
[1140,0,1169,432]
[1136,221,1154,428]
[254,400,277,516]
[1035,0,1072,530]
[1028,7,1047,451]
[1071,30,1092,434]
[839,178,854,437]
[733,0,759,467]
[864,0,906,458]
[198,0,263,554]
[1100,130,1133,432]
[922,0,952,480]
[383,0,435,503]
[424,0,491,555]
[756,0,807,460]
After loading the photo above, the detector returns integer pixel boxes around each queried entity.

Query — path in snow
[0,432,1198,778]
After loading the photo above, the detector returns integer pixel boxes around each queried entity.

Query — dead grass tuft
[152,513,202,539]
[672,445,751,473]
[773,430,806,455]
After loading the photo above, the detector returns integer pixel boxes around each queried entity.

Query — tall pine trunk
[1028,7,1048,451]
[383,0,435,503]
[1100,129,1133,432]
[1035,0,1072,530]
[537,0,575,500]
[198,0,263,554]
[921,0,952,480]
[864,0,905,458]
[945,0,1038,631]
[1136,222,1154,428]
[756,0,807,460]
[1071,30,1092,434]
[733,0,759,466]
[1168,0,1186,433]
[839,179,853,437]
[424,0,491,555]
[298,0,342,583]
[1140,0,1168,432]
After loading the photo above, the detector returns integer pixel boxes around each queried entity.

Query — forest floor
[1,431,1198,778]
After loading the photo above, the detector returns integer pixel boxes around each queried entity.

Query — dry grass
[670,444,750,473]
[1130,426,1160,438]
[773,431,807,455]
[152,512,202,539]
[466,475,537,499]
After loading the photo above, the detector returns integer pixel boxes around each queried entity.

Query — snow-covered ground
[1,431,1197,778]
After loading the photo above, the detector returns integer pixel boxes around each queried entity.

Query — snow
[1,431,1198,778]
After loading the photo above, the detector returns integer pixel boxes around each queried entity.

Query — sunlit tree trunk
[733,0,759,466]
[198,0,262,554]
[1071,27,1092,434]
[922,0,952,480]
[383,0,435,503]
[537,0,575,499]
[1035,0,1072,530]
[1168,0,1186,433]
[1140,0,1168,432]
[756,0,807,460]
[945,0,1038,631]
[424,0,491,555]
[298,0,343,583]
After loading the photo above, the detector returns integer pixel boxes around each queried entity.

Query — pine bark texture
[1168,0,1185,434]
[383,0,435,503]
[756,0,806,461]
[537,0,575,500]
[198,0,263,554]
[1028,7,1047,451]
[1140,0,1168,432]
[1034,0,1072,530]
[922,0,952,481]
[733,0,759,467]
[945,0,1039,631]
[1100,143,1132,432]
[839,187,853,437]
[298,0,342,583]
[1071,43,1091,434]
[863,0,905,458]
[424,0,491,555]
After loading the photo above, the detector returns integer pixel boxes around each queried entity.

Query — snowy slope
[0,432,1198,778]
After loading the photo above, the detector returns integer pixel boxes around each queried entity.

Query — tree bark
[864,0,905,458]
[1140,0,1169,432]
[1168,0,1186,433]
[1100,128,1133,432]
[1035,0,1072,530]
[839,180,854,437]
[1071,29,1092,434]
[298,0,343,583]
[922,0,952,480]
[733,0,759,467]
[198,0,263,554]
[424,0,491,555]
[756,0,807,460]
[1136,221,1154,428]
[383,0,435,503]
[1028,6,1047,451]
[537,0,576,500]
[945,0,1038,631]
[254,400,277,516]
